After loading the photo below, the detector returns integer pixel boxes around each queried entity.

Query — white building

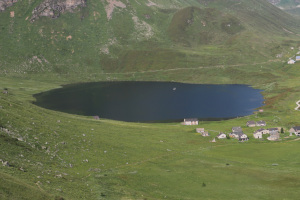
[267,130,280,141]
[288,60,295,64]
[217,133,227,139]
[253,131,263,139]
[183,118,198,125]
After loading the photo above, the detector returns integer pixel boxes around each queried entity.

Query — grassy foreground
[1,58,300,199]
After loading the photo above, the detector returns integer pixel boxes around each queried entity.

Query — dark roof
[218,132,225,136]
[231,131,244,136]
[237,132,245,136]
[254,128,265,133]
[247,121,255,125]
[238,133,248,140]
[268,128,278,131]
[256,120,266,125]
[293,126,300,131]
[269,130,279,135]
[232,127,242,132]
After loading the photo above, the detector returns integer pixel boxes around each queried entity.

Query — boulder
[30,0,86,22]
[0,0,17,12]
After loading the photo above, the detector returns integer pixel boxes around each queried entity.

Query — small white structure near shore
[183,118,198,125]
[217,132,227,139]
[288,59,295,64]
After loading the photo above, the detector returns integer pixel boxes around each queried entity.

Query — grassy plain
[1,59,300,199]
[1,0,300,199]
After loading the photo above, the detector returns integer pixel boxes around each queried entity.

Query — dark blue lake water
[33,81,264,122]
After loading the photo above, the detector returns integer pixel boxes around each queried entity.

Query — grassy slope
[268,0,300,16]
[1,65,300,199]
[1,0,300,199]
[0,0,299,76]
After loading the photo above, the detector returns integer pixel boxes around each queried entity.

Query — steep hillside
[2,1,300,200]
[0,0,300,77]
[267,0,300,16]
[0,0,299,76]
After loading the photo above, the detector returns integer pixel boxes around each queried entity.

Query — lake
[33,81,264,122]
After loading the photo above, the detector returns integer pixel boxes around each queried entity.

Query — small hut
[183,118,198,125]
[93,116,100,120]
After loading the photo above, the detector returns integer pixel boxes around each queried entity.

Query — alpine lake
[33,81,264,122]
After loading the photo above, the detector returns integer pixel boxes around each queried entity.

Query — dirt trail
[102,60,283,75]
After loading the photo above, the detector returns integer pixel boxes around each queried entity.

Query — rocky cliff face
[267,0,300,6]
[30,0,86,22]
[0,0,17,11]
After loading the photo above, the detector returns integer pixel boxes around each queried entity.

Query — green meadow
[1,0,300,199]
[1,59,300,199]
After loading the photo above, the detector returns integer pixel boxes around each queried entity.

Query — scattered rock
[2,161,10,167]
[10,10,14,17]
[0,0,17,12]
[104,0,126,20]
[55,174,62,178]
[88,168,101,172]
[30,0,86,22]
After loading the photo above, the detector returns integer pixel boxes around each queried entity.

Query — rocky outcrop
[30,0,86,22]
[0,0,17,12]
[267,0,281,5]
[268,0,300,6]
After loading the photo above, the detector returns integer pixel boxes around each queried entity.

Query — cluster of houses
[183,118,300,142]
[246,120,284,140]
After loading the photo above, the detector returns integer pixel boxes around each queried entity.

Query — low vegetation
[1,0,300,199]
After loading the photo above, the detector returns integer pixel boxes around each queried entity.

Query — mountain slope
[268,0,300,16]
[0,0,299,76]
